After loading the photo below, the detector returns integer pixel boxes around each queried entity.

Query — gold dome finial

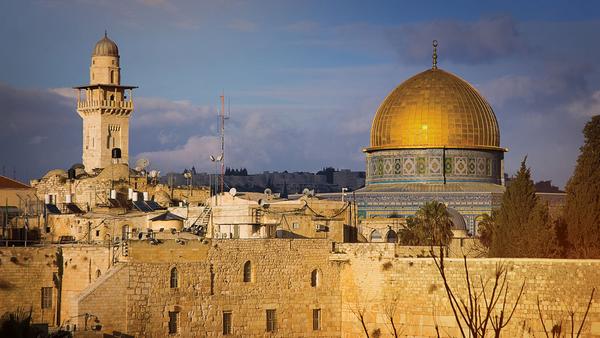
[104,29,107,38]
[432,40,438,70]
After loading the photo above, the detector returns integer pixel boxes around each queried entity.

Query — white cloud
[567,90,600,117]
[133,97,214,127]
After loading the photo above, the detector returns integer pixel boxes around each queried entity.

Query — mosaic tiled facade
[353,190,504,234]
[365,148,503,185]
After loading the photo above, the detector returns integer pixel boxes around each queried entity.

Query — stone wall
[77,264,129,333]
[79,239,342,337]
[337,248,600,337]
[60,245,112,327]
[0,247,58,326]
[3,241,600,337]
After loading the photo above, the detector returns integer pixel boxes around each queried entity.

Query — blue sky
[2,0,600,188]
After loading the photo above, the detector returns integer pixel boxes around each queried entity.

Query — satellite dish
[302,188,310,196]
[149,170,159,178]
[229,187,237,197]
[135,158,150,171]
[264,188,272,195]
[209,155,215,161]
[259,199,269,208]
[217,154,223,161]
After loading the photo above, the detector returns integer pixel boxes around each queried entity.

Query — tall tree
[564,115,600,258]
[490,158,560,257]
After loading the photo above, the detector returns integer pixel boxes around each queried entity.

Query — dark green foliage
[489,158,560,257]
[398,201,453,246]
[0,307,44,338]
[564,115,600,258]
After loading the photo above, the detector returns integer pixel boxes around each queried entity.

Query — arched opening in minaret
[111,70,116,83]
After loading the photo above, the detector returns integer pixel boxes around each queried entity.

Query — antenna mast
[219,91,227,194]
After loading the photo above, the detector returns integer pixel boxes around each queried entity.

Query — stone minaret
[75,32,136,173]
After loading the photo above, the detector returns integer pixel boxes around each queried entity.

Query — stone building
[204,191,353,242]
[75,32,136,172]
[0,175,44,243]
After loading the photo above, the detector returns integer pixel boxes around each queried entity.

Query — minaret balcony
[77,100,134,110]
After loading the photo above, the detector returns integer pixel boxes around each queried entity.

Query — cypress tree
[490,158,559,257]
[564,115,600,258]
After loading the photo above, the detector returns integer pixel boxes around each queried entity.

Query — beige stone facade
[78,241,600,337]
[76,34,135,172]
[2,241,600,337]
[207,193,353,242]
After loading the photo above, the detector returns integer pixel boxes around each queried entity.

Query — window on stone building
[122,225,130,240]
[96,269,101,278]
[41,287,52,309]
[386,229,398,243]
[292,222,299,229]
[168,311,178,334]
[170,267,178,288]
[266,309,277,332]
[312,309,321,330]
[95,230,100,237]
[222,311,232,335]
[310,269,319,287]
[243,261,252,283]
[370,229,382,242]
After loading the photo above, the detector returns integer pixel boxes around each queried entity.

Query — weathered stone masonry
[75,240,600,337]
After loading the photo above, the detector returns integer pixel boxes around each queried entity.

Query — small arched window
[96,269,101,278]
[243,261,252,283]
[170,267,178,288]
[386,230,398,243]
[370,229,382,242]
[310,269,319,287]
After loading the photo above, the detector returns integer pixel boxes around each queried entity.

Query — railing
[77,100,133,110]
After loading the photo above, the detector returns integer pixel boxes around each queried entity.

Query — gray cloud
[386,15,525,64]
[0,83,81,182]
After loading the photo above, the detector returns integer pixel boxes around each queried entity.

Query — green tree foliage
[564,115,600,258]
[476,212,496,249]
[489,158,560,257]
[398,201,453,246]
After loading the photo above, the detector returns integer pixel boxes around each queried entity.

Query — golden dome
[368,68,502,152]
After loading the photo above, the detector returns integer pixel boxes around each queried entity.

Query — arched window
[243,261,252,283]
[370,229,382,242]
[310,269,319,287]
[386,230,398,243]
[170,267,178,288]
[96,269,101,278]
